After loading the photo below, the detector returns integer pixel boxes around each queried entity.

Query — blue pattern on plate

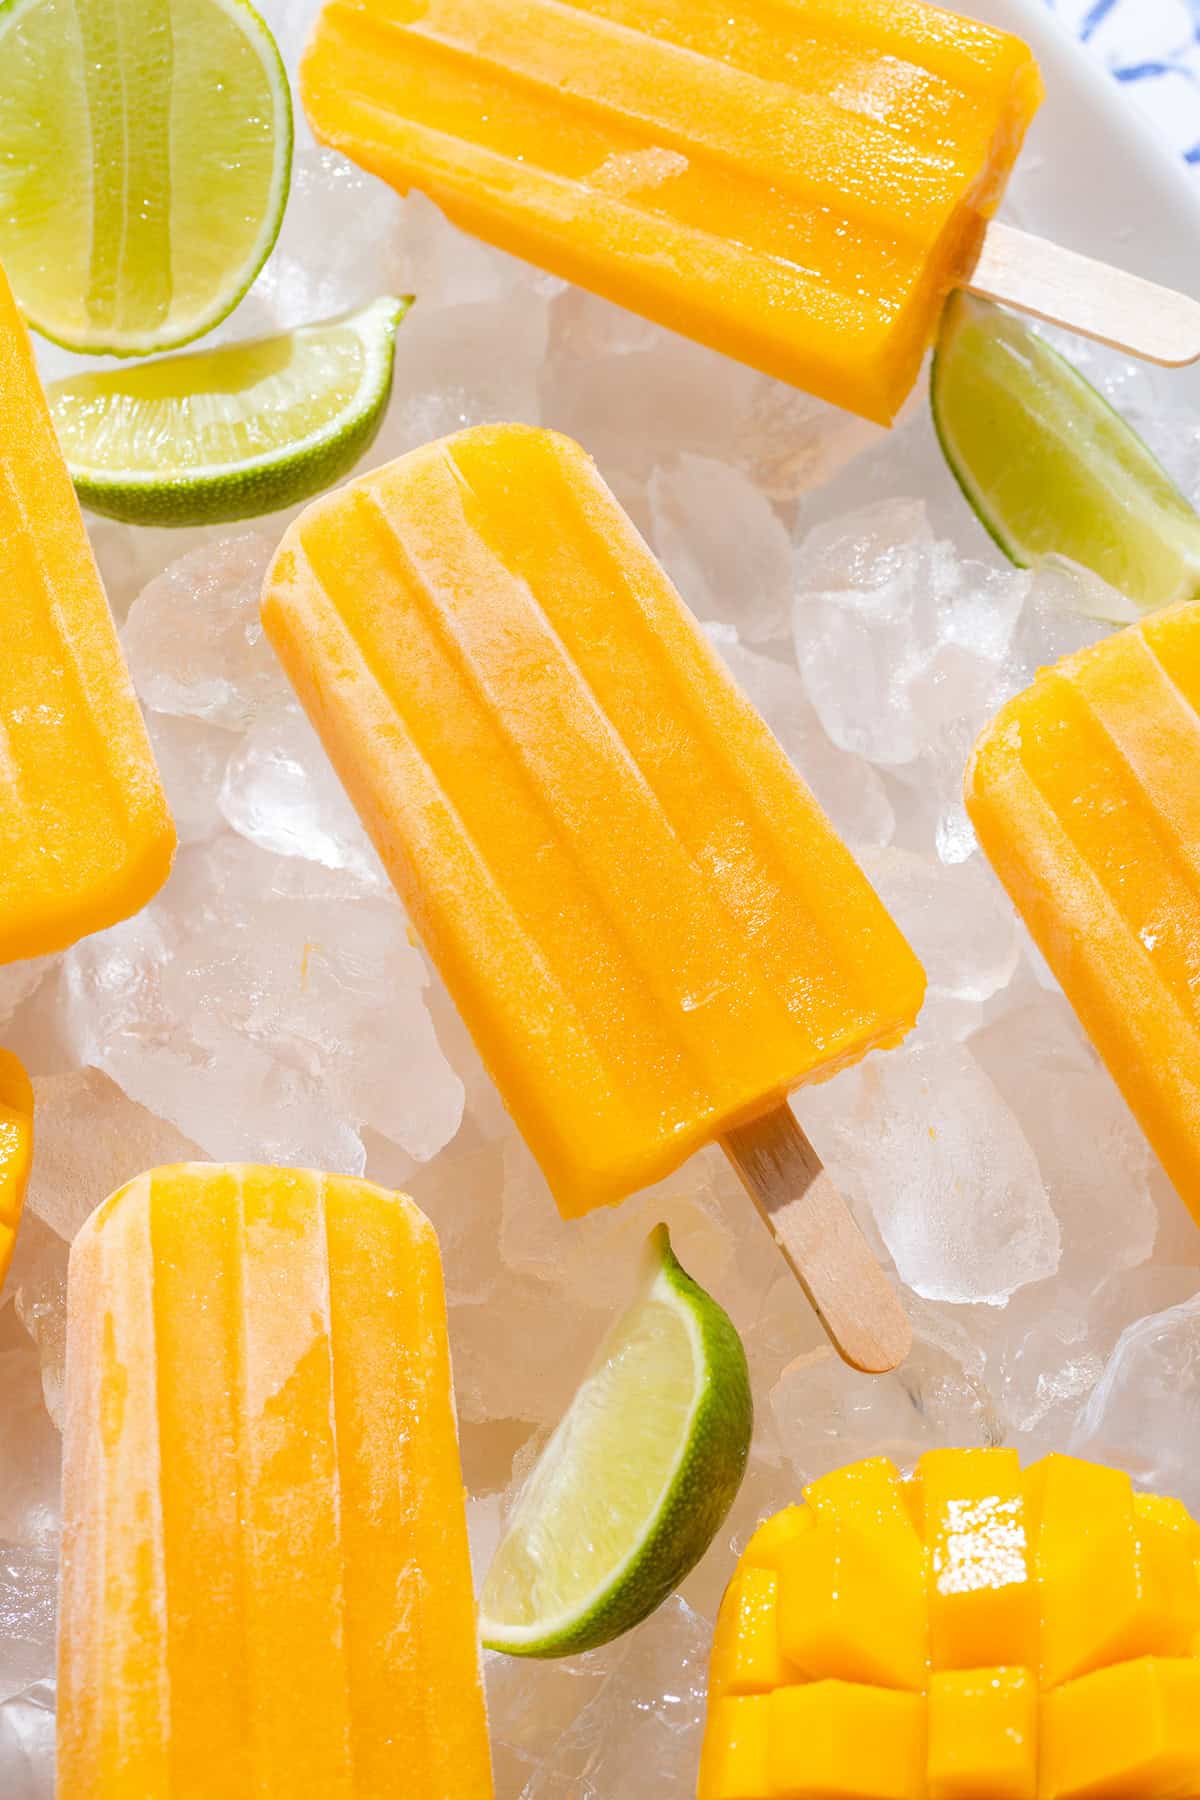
[1043,0,1200,173]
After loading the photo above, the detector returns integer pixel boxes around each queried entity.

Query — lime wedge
[480,1225,752,1658]
[0,0,292,356]
[47,297,410,527]
[932,291,1200,612]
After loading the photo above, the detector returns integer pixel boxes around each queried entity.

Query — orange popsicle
[0,1049,33,1291]
[301,0,1042,424]
[262,424,925,1370]
[0,260,174,962]
[967,601,1200,1231]
[57,1163,494,1799]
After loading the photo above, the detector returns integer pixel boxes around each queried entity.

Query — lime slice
[932,291,1200,612]
[0,0,292,356]
[47,297,410,527]
[480,1225,752,1657]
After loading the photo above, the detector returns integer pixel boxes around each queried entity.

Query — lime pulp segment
[481,1225,752,1657]
[48,297,411,527]
[932,291,1200,613]
[0,0,292,355]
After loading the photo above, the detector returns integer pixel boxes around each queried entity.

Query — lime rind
[480,1224,752,1659]
[0,0,293,358]
[932,291,1200,613]
[50,296,410,527]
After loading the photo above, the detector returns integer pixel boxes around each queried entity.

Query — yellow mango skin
[302,0,1042,425]
[699,1451,1200,1799]
[0,262,174,961]
[57,1164,494,1799]
[0,1050,33,1291]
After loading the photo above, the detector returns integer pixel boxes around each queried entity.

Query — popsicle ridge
[263,425,925,1212]
[302,0,1042,421]
[0,263,174,961]
[58,1164,493,1798]
[967,602,1200,1227]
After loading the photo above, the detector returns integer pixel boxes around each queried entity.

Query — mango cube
[700,1452,1200,1799]
[768,1683,926,1800]
[709,1568,789,1700]
[927,1668,1037,1800]
[924,1450,1038,1672]
[741,1505,814,1572]
[777,1520,927,1691]
[1040,1658,1200,1798]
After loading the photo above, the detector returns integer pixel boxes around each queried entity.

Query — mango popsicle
[0,261,174,961]
[0,1049,33,1292]
[262,424,925,1370]
[966,601,1200,1233]
[301,0,1043,425]
[57,1163,494,1799]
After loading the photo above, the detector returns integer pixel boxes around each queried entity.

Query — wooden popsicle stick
[964,219,1200,367]
[721,1103,911,1376]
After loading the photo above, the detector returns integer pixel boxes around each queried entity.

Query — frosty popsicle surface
[967,601,1200,1232]
[300,0,1042,425]
[262,424,925,1369]
[0,1049,33,1292]
[0,261,175,962]
[57,1163,494,1799]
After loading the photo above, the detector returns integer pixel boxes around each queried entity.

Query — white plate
[976,0,1200,408]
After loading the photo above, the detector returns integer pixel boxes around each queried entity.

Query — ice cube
[860,847,1019,1004]
[0,1345,59,1545]
[650,455,794,643]
[519,1598,709,1798]
[801,1044,1061,1305]
[1072,1292,1200,1508]
[25,1070,202,1244]
[794,500,1027,769]
[144,713,230,846]
[972,996,1157,1284]
[122,534,284,728]
[716,641,894,849]
[0,1682,54,1800]
[0,1550,56,1706]
[0,962,52,1031]
[219,701,385,884]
